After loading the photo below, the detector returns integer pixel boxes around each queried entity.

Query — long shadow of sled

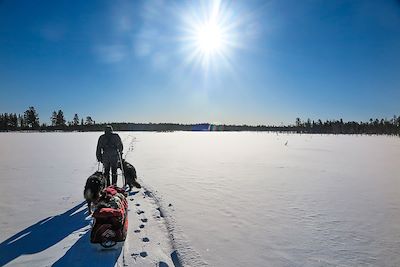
[52,230,122,267]
[0,202,100,266]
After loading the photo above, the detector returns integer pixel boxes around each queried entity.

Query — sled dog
[84,171,106,213]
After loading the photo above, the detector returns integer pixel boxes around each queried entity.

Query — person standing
[96,125,123,186]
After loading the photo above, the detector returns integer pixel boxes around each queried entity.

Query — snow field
[0,132,179,266]
[1,132,400,266]
[129,132,400,266]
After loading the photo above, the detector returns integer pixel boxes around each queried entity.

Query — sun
[194,21,224,55]
[181,0,241,71]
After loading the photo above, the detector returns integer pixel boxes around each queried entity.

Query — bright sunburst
[181,0,241,72]
[195,21,224,55]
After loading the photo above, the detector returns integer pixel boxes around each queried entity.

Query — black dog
[120,159,141,191]
[83,171,106,213]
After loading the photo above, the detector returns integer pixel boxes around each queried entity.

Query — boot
[112,173,118,185]
[104,173,111,186]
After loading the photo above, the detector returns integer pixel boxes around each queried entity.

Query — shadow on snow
[52,231,122,267]
[0,201,121,266]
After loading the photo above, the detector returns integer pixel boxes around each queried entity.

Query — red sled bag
[90,186,128,248]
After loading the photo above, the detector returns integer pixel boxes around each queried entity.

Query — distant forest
[0,106,399,135]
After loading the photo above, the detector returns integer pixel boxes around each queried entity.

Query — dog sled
[85,154,140,249]
[90,185,128,249]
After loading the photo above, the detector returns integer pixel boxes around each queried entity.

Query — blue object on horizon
[191,124,210,131]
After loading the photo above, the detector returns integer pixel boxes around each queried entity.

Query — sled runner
[90,185,128,249]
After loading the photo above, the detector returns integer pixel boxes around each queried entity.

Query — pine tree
[85,116,94,125]
[295,118,301,127]
[24,107,39,128]
[73,114,79,126]
[56,110,66,127]
[4,113,9,130]
[51,111,57,126]
[10,113,18,128]
[18,114,25,128]
[0,114,4,130]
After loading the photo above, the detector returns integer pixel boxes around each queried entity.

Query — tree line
[0,106,399,135]
[0,106,95,130]
[293,117,400,135]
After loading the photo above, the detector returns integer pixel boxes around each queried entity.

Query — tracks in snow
[117,134,206,267]
[116,188,181,267]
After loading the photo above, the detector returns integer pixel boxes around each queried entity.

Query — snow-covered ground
[1,132,400,266]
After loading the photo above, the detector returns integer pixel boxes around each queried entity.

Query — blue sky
[0,0,399,125]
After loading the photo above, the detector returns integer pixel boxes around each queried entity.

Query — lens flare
[195,21,224,54]
[180,0,243,73]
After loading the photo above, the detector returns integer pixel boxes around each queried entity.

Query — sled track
[141,184,208,267]
[121,135,207,266]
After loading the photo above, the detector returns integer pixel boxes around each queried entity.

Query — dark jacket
[96,133,123,162]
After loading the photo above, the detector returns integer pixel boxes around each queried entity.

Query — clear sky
[1,0,399,125]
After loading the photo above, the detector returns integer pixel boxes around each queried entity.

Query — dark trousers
[103,160,118,186]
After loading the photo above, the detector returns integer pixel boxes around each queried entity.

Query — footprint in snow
[142,237,150,242]
[139,224,145,229]
[157,207,164,218]
[134,229,140,233]
[141,218,148,223]
[137,210,144,215]
[131,252,148,259]
[135,203,140,206]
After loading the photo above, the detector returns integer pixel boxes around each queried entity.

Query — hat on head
[105,125,113,134]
